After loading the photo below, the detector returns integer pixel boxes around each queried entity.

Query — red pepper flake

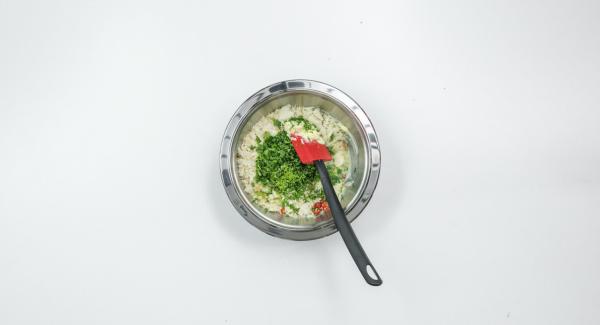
[279,207,286,216]
[312,199,330,216]
[312,201,322,215]
[321,201,329,212]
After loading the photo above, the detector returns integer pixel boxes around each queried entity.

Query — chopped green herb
[288,204,300,213]
[286,116,317,131]
[255,131,319,201]
[326,163,342,184]
[327,145,336,156]
[308,188,324,200]
[252,116,346,216]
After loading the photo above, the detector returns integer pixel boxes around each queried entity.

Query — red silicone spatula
[290,134,382,286]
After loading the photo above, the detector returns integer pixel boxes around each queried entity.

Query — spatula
[290,134,382,286]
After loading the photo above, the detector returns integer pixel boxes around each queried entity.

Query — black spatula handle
[315,160,382,286]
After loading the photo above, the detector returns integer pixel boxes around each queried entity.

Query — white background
[1,0,599,324]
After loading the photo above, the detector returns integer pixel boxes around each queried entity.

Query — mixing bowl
[220,80,380,240]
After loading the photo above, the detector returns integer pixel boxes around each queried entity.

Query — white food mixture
[236,104,353,224]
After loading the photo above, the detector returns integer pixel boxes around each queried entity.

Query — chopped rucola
[253,116,340,214]
[326,165,343,184]
[286,116,317,131]
[255,130,318,201]
[327,144,336,155]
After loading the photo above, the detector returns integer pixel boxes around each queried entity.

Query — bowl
[219,80,380,240]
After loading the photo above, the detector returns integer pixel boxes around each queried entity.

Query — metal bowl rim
[219,79,381,241]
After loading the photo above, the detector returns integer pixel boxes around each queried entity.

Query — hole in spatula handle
[363,263,382,286]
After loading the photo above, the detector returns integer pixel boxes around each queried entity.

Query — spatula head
[290,133,332,164]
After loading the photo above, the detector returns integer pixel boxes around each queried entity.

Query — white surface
[1,0,599,324]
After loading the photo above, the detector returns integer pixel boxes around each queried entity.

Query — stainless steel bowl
[220,80,380,240]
